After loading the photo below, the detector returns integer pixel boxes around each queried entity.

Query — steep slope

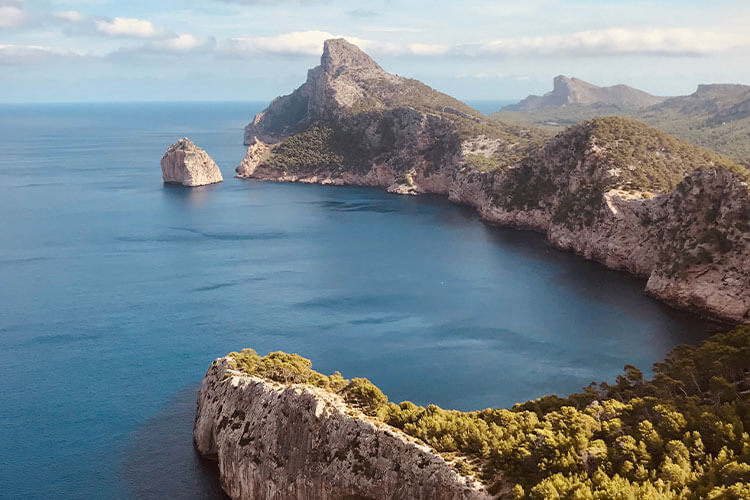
[647,84,750,123]
[236,39,750,323]
[195,352,491,500]
[197,329,750,499]
[503,75,664,111]
[238,38,542,191]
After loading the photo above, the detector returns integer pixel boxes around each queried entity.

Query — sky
[1,0,749,102]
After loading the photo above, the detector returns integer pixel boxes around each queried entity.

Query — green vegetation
[587,117,742,192]
[227,349,387,415]
[496,116,746,230]
[465,154,501,173]
[264,125,368,175]
[491,104,750,168]
[228,325,750,498]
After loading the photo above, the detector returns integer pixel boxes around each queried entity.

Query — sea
[0,101,715,499]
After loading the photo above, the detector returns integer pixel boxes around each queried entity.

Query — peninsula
[237,39,750,324]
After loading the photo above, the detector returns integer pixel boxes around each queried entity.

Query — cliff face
[237,39,750,324]
[194,357,490,500]
[161,138,223,187]
[503,75,664,111]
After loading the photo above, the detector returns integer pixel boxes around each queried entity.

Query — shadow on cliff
[122,384,228,500]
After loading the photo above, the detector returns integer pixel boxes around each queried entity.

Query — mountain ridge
[493,81,750,165]
[503,75,665,111]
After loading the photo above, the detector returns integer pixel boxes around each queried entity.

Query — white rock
[194,357,491,500]
[161,138,223,187]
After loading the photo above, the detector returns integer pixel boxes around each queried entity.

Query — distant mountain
[644,83,750,126]
[493,82,750,166]
[503,75,665,111]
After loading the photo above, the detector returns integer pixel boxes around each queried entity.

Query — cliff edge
[194,354,491,500]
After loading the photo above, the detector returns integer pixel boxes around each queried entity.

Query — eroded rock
[194,357,491,500]
[161,138,223,187]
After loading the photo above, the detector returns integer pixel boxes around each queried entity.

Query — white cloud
[462,28,750,58]
[152,34,204,52]
[96,17,156,38]
[53,10,85,23]
[359,26,423,34]
[223,30,448,58]
[225,30,351,56]
[0,4,26,28]
[0,43,82,65]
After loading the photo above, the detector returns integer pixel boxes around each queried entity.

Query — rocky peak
[505,76,663,111]
[320,38,384,76]
[165,137,195,152]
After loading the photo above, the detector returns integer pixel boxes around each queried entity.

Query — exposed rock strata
[194,356,491,500]
[237,38,750,324]
[161,138,223,187]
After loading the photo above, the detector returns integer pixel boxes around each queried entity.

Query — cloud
[53,10,85,23]
[359,26,423,34]
[223,30,355,57]
[460,28,750,58]
[219,27,749,61]
[346,9,378,18]
[222,30,447,58]
[150,34,213,53]
[96,17,156,38]
[0,1,26,29]
[0,44,82,65]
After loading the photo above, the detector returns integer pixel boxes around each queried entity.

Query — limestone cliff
[237,39,750,324]
[194,356,490,500]
[161,138,223,187]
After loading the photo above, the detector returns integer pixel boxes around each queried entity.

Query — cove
[0,102,717,499]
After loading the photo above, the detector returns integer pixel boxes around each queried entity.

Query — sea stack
[161,138,223,187]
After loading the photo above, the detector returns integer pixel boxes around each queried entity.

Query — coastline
[237,166,745,326]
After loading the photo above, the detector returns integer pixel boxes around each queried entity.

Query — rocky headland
[194,352,491,500]
[196,329,750,499]
[162,138,223,187]
[502,75,664,111]
[237,38,750,324]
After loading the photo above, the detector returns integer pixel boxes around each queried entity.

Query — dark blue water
[0,102,715,499]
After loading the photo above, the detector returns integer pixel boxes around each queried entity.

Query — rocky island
[196,326,750,499]
[237,39,750,324]
[161,138,223,187]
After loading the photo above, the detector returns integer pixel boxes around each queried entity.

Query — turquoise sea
[0,102,715,499]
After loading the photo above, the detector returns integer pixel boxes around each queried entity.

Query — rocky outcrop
[194,356,491,500]
[236,39,750,324]
[161,138,223,187]
[503,75,664,111]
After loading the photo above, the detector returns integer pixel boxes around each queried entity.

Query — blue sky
[1,0,749,102]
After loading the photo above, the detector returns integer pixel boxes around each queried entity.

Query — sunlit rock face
[194,357,491,500]
[235,38,749,324]
[161,138,223,187]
